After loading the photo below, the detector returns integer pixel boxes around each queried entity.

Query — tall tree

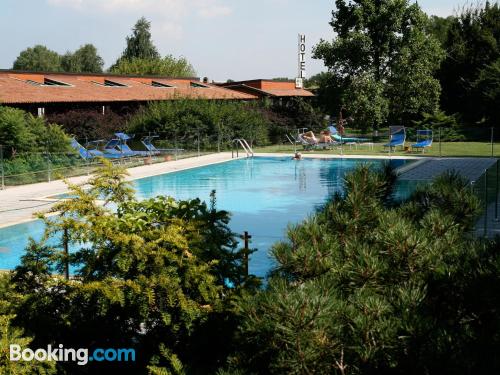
[117,17,160,63]
[313,0,444,127]
[61,44,104,73]
[439,2,500,124]
[12,45,62,72]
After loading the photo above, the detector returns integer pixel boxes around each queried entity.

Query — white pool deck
[0,153,236,228]
[0,153,498,234]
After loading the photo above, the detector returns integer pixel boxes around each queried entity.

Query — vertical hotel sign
[296,34,306,89]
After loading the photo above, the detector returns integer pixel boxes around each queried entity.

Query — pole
[484,169,488,237]
[495,160,499,222]
[242,231,252,278]
[63,228,69,280]
[46,142,51,182]
[439,127,442,157]
[491,127,494,157]
[0,145,4,190]
[197,130,200,157]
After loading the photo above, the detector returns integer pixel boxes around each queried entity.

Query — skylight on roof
[151,81,174,88]
[190,82,209,88]
[25,78,72,87]
[43,78,71,86]
[104,79,127,87]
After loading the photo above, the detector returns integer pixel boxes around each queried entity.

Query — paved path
[0,153,235,228]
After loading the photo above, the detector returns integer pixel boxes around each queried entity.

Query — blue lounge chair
[71,138,105,159]
[384,126,406,150]
[412,130,433,153]
[103,138,136,157]
[114,132,151,156]
[328,126,369,143]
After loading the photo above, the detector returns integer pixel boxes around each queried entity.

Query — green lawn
[254,142,500,158]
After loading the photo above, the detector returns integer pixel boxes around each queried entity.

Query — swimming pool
[0,157,412,277]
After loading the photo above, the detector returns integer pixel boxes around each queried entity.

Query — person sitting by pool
[319,130,333,144]
[292,152,303,160]
[301,131,318,144]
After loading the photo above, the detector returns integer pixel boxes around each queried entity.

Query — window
[104,79,127,87]
[151,81,174,88]
[43,78,71,86]
[25,78,72,87]
[190,82,209,88]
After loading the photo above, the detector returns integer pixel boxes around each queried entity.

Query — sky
[0,0,463,81]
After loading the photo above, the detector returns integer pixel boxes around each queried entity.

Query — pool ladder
[232,138,254,158]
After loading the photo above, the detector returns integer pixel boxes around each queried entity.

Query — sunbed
[328,126,369,143]
[412,130,433,153]
[384,126,406,150]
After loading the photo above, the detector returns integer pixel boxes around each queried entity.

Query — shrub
[127,99,271,149]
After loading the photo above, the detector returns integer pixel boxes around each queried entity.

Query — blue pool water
[0,157,412,278]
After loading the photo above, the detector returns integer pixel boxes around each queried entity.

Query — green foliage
[110,56,195,77]
[313,0,445,127]
[427,15,455,45]
[412,111,465,141]
[12,43,105,73]
[343,73,388,132]
[11,160,252,374]
[229,165,500,374]
[113,17,160,68]
[439,2,500,125]
[127,99,270,149]
[0,273,56,374]
[61,44,104,73]
[474,58,500,126]
[0,106,72,158]
[12,45,62,72]
[110,17,196,78]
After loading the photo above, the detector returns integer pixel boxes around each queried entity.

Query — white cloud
[46,0,231,18]
[46,0,232,40]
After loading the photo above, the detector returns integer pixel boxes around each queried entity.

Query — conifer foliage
[230,165,500,374]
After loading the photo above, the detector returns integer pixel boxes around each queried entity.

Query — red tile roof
[0,71,258,104]
[217,79,314,98]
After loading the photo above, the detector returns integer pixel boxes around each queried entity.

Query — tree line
[11,17,195,77]
[310,1,500,131]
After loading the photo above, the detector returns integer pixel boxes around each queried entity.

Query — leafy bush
[127,99,271,149]
[412,111,465,141]
[8,161,255,374]
[46,109,128,140]
[0,106,72,158]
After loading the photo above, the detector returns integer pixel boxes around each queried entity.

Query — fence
[271,126,500,158]
[471,159,500,238]
[0,132,228,188]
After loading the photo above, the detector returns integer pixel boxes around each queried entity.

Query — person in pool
[292,152,303,160]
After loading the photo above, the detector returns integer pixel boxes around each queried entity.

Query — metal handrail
[232,138,254,158]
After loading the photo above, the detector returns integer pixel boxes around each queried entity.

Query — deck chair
[412,130,433,153]
[328,126,369,143]
[297,132,336,150]
[114,132,151,156]
[71,138,104,159]
[384,126,406,150]
[103,138,136,157]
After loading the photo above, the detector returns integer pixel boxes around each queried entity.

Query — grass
[254,142,500,158]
